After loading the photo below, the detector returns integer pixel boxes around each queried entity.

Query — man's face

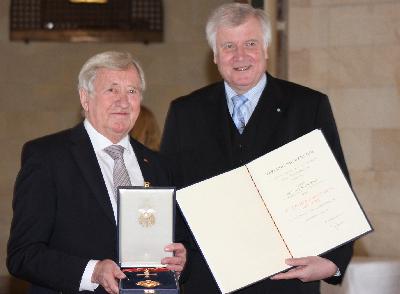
[214,16,268,94]
[80,67,141,143]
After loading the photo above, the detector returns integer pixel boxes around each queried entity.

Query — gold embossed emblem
[136,280,160,288]
[138,209,156,227]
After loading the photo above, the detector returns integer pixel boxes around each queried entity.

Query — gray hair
[78,51,146,94]
[206,3,271,53]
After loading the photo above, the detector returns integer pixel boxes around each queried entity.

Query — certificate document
[176,130,372,294]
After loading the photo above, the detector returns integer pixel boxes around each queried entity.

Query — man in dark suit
[161,3,352,294]
[7,51,186,294]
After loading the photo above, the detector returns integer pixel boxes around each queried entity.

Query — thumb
[285,257,306,266]
[114,269,127,280]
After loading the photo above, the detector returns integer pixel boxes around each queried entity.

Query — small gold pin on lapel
[144,181,150,188]
[143,158,149,163]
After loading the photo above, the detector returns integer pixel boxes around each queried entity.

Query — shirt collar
[224,73,267,103]
[84,119,131,154]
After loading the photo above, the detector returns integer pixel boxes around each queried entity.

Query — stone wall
[288,0,400,258]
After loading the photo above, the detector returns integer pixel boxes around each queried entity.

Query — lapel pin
[276,108,281,112]
[143,158,149,163]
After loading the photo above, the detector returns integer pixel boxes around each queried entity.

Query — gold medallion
[136,279,160,288]
[138,209,156,227]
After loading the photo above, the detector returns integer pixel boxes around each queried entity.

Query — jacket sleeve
[160,101,185,189]
[7,142,88,293]
[315,95,354,284]
[160,101,195,284]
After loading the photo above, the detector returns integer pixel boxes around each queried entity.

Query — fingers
[92,259,126,294]
[161,256,185,272]
[165,243,186,256]
[270,266,305,281]
[162,243,187,273]
[285,257,309,267]
[270,257,309,279]
[271,256,338,282]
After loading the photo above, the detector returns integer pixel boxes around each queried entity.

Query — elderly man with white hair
[8,51,186,294]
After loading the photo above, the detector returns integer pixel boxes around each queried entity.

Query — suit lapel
[131,139,154,186]
[69,123,116,225]
[248,73,290,156]
[203,83,234,165]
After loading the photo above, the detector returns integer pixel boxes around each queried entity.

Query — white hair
[206,3,272,53]
[78,51,146,94]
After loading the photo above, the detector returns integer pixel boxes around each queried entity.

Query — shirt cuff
[79,260,100,292]
[333,267,341,277]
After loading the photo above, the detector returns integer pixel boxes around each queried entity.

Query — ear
[79,89,89,112]
[213,52,217,64]
[264,45,269,60]
[212,50,217,64]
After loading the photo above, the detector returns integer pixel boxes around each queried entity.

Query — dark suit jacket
[161,73,353,294]
[7,123,171,294]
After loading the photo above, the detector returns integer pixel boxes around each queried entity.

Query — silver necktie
[232,94,249,134]
[104,145,132,199]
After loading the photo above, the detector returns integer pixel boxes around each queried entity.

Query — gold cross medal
[136,269,160,288]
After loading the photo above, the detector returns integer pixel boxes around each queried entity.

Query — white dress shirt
[225,73,267,126]
[79,119,144,291]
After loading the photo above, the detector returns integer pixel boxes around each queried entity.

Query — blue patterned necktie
[104,145,132,199]
[232,94,249,134]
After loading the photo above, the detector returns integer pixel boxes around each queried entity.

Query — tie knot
[232,94,248,108]
[104,145,125,160]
